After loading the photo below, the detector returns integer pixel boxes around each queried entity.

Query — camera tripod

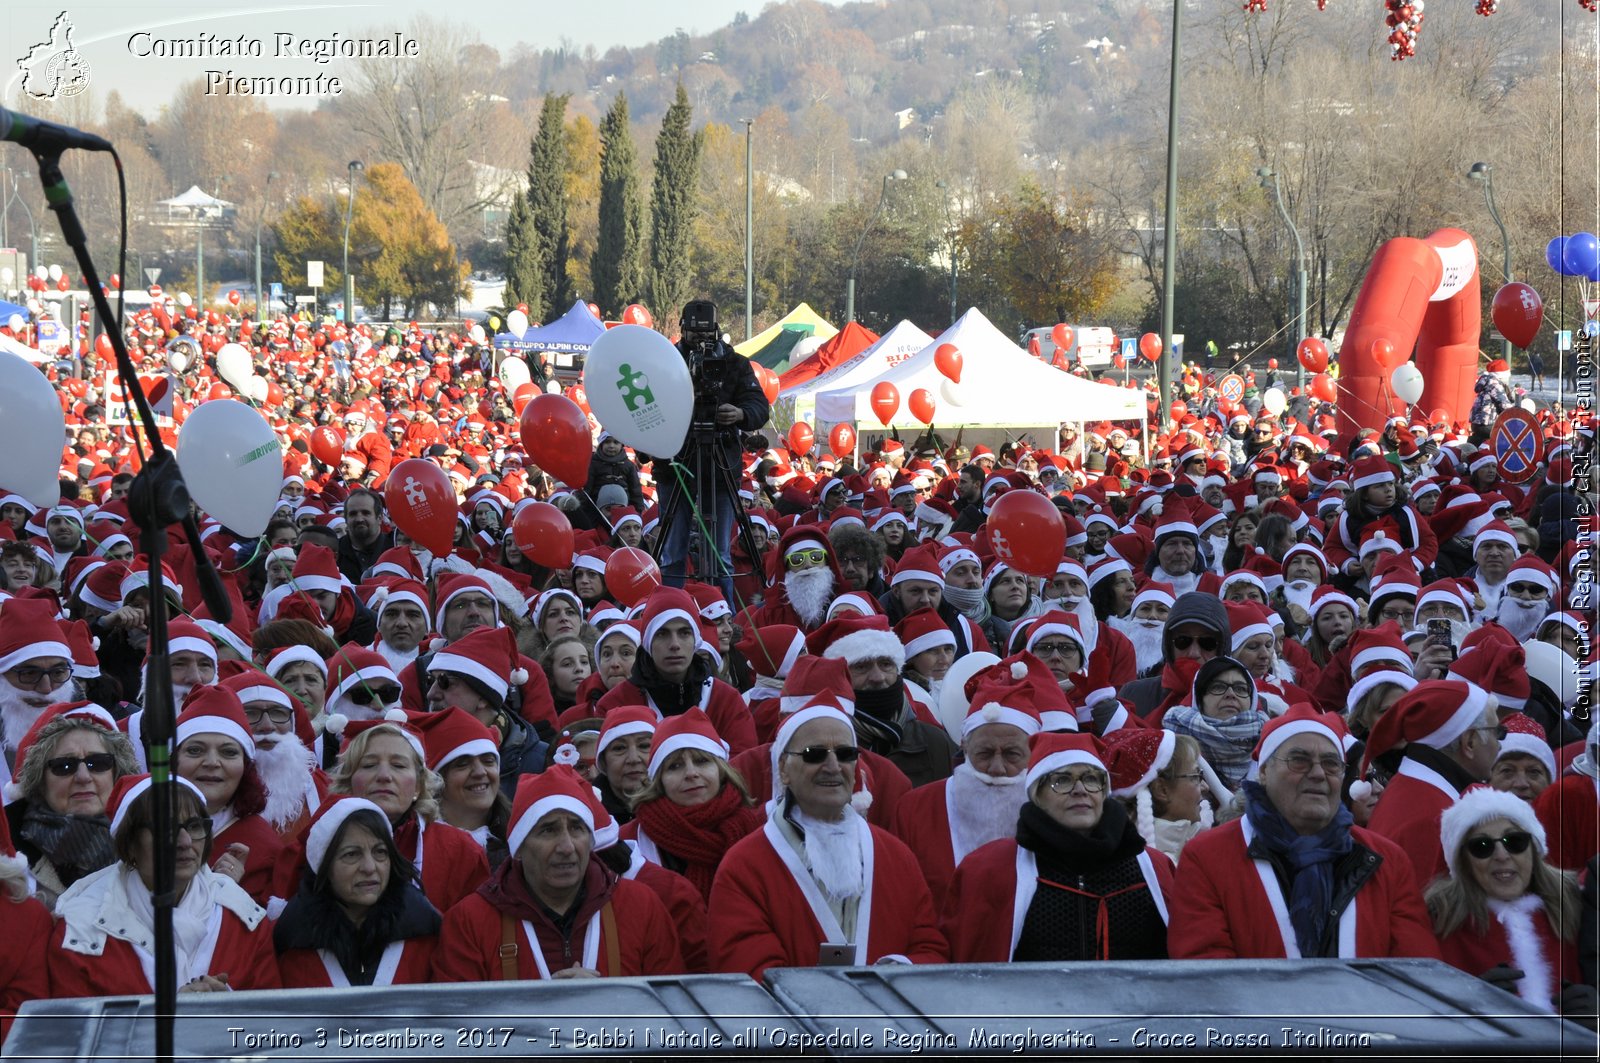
[652,421,765,603]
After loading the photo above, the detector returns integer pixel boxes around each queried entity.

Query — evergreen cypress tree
[648,83,702,321]
[525,93,572,320]
[592,92,645,317]
[501,189,538,313]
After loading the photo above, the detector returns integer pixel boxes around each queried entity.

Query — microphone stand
[26,145,233,1063]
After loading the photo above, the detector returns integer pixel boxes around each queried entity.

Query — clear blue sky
[2,1,783,118]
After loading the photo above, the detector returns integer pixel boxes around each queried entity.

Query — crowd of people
[0,306,1597,1038]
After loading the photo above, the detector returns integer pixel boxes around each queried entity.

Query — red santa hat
[1495,711,1556,782]
[323,644,403,732]
[1346,624,1412,675]
[1131,581,1176,614]
[414,705,500,773]
[1448,631,1530,712]
[1350,455,1396,491]
[1415,579,1472,618]
[1085,556,1132,592]
[573,546,612,577]
[685,581,731,621]
[938,542,981,576]
[1024,731,1108,790]
[890,544,943,587]
[303,795,392,871]
[1363,679,1493,769]
[595,705,660,760]
[1539,610,1591,660]
[1472,520,1518,555]
[895,608,955,660]
[1437,786,1545,878]
[174,684,255,756]
[1346,667,1417,713]
[265,643,328,682]
[430,625,528,701]
[736,625,806,680]
[769,694,864,813]
[1225,601,1276,652]
[1504,555,1557,596]
[810,613,904,670]
[0,598,71,674]
[506,764,596,856]
[3,701,118,803]
[1251,702,1347,766]
[290,543,344,597]
[371,547,425,581]
[779,656,856,716]
[640,587,700,650]
[961,662,1044,740]
[373,578,429,622]
[432,572,501,632]
[1309,585,1359,623]
[646,707,730,778]
[106,772,207,837]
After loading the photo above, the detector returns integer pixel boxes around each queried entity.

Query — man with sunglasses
[743,527,842,633]
[1365,679,1503,885]
[1117,592,1228,721]
[1170,704,1439,961]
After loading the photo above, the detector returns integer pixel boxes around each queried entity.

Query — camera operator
[657,300,770,601]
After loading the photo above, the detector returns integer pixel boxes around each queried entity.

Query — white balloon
[1520,397,1538,413]
[939,376,966,408]
[0,352,66,508]
[937,651,1000,742]
[215,343,254,391]
[247,376,269,403]
[543,379,562,395]
[177,399,282,536]
[1261,387,1287,415]
[581,324,693,457]
[468,323,487,344]
[6,314,20,332]
[33,266,46,280]
[166,338,195,373]
[177,291,193,307]
[47,264,62,282]
[1390,363,1424,405]
[499,356,530,391]
[506,310,529,340]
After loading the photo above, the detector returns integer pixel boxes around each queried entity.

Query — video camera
[679,299,734,429]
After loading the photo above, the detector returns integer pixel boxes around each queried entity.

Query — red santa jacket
[1437,897,1581,1011]
[1365,757,1464,887]
[596,675,757,756]
[1167,817,1440,960]
[214,812,285,908]
[277,935,438,988]
[433,860,682,980]
[348,430,393,485]
[940,837,1175,963]
[730,741,910,831]
[0,894,52,1042]
[890,777,962,909]
[271,814,488,914]
[707,813,948,979]
[1535,773,1599,871]
[618,841,710,974]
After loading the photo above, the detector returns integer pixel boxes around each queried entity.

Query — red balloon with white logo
[384,459,457,557]
[512,501,575,569]
[986,490,1066,579]
[1491,282,1544,349]
[787,422,815,456]
[870,382,899,426]
[1296,337,1328,374]
[621,304,653,328]
[604,547,662,607]
[227,290,241,307]
[829,422,855,458]
[1052,324,1074,351]
[309,426,345,466]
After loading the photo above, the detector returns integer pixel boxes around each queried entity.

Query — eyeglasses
[1031,640,1081,660]
[1205,681,1253,700]
[46,753,116,777]
[1273,751,1347,777]
[1044,771,1105,794]
[350,684,402,706]
[9,664,72,689]
[785,549,828,570]
[176,816,212,838]
[1377,607,1411,623]
[1171,634,1218,652]
[1165,770,1205,783]
[243,705,293,726]
[785,744,860,764]
[1471,724,1509,741]
[1465,831,1533,860]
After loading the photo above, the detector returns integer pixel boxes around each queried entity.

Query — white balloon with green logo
[582,324,693,456]
[177,399,282,536]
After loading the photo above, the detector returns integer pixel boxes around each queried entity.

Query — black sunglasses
[1465,831,1533,860]
[1171,634,1219,652]
[349,685,401,707]
[786,744,860,765]
[46,754,116,777]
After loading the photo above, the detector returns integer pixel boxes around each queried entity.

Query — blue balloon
[1563,232,1599,278]
[1547,235,1570,274]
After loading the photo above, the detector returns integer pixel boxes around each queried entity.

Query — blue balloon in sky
[1547,235,1570,274]
[1563,232,1599,278]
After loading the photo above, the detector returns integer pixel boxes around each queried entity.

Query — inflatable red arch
[1335,227,1482,437]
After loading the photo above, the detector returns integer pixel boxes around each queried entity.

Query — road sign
[306,260,324,288]
[1583,296,1598,320]
[1558,330,1573,351]
[1218,374,1246,404]
[143,268,160,286]
[1120,337,1137,362]
[1490,407,1544,485]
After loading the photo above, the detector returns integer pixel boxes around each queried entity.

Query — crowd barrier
[7,959,1593,1060]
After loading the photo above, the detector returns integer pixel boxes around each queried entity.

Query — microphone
[0,105,111,153]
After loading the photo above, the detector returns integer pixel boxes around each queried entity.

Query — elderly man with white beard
[221,671,322,838]
[744,527,841,633]
[0,599,79,792]
[1144,507,1216,599]
[1491,555,1559,643]
[892,662,1043,908]
[1107,583,1176,678]
[115,617,219,771]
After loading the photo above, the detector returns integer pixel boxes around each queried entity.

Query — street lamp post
[935,179,959,326]
[255,171,278,324]
[1257,167,1308,389]
[845,169,906,323]
[743,119,754,342]
[342,160,364,324]
[1158,0,1182,406]
[1468,162,1512,365]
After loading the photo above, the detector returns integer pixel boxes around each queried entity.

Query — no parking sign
[1490,408,1543,485]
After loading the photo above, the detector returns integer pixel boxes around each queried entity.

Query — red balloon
[621,304,653,328]
[1491,282,1544,349]
[1429,407,1449,425]
[829,422,855,458]
[94,334,114,360]
[519,394,591,486]
[908,388,936,425]
[227,290,241,306]
[109,274,120,290]
[757,365,779,404]
[1309,373,1337,403]
[56,276,69,292]
[512,381,537,414]
[567,384,590,414]
[1138,332,1162,362]
[265,381,285,406]
[512,502,575,569]
[586,302,601,319]
[385,459,457,557]
[787,422,815,456]
[986,490,1066,578]
[1267,359,1279,370]
[309,426,346,466]
[1370,338,1400,370]
[1051,352,1070,371]
[1051,324,1074,351]
[1112,353,1126,370]
[1027,335,1041,357]
[934,343,963,383]
[604,547,662,607]
[206,382,232,401]
[1170,399,1188,421]
[1296,337,1329,374]
[870,381,900,426]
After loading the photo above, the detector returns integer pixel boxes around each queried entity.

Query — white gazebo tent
[777,319,934,426]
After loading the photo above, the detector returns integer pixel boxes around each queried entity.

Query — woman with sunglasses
[1426,789,1595,1021]
[3,702,138,911]
[424,626,549,795]
[1160,657,1270,792]
[49,774,281,998]
[943,731,1172,963]
[621,709,762,902]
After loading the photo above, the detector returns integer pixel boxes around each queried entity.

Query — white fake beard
[1272,656,1297,684]
[947,762,1028,860]
[1282,580,1316,614]
[785,567,836,628]
[1155,566,1199,597]
[1108,614,1166,676]
[1059,595,1099,645]
[796,806,865,902]
[254,736,315,830]
[1494,597,1549,643]
[1477,579,1505,619]
[0,677,76,753]
[373,639,419,673]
